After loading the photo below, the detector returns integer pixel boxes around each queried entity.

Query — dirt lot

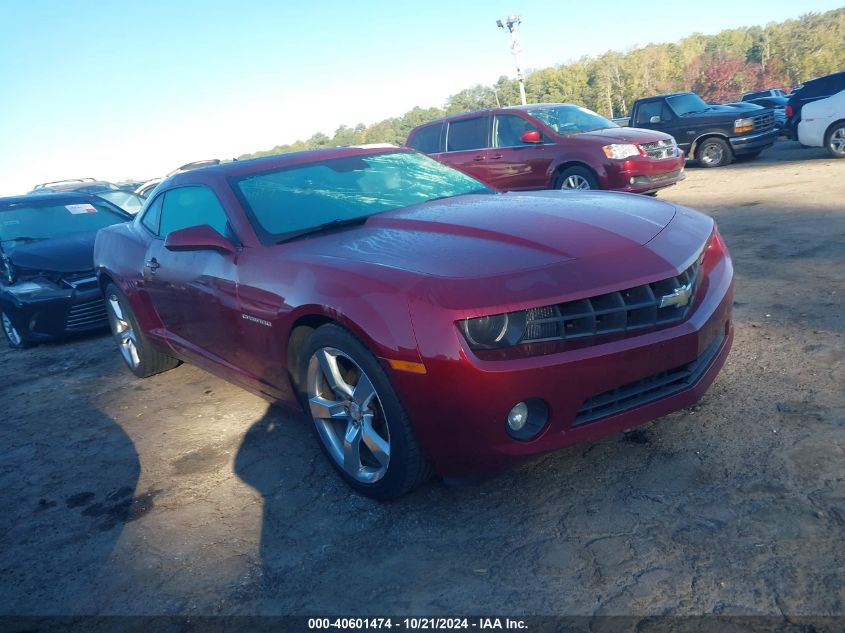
[1,141,844,620]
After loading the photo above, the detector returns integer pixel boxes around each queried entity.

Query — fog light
[507,402,529,431]
[505,399,550,441]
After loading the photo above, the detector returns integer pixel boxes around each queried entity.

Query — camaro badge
[659,282,693,309]
[242,313,272,327]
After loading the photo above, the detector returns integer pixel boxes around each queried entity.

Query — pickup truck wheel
[825,122,845,158]
[555,166,597,190]
[697,138,732,168]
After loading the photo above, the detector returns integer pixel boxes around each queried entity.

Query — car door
[638,101,691,151]
[484,113,555,190]
[440,114,492,182]
[142,185,243,368]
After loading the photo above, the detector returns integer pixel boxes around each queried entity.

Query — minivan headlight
[602,144,642,160]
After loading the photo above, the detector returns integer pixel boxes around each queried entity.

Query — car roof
[165,145,417,187]
[0,191,104,206]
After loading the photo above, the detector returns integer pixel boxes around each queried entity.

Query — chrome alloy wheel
[1,312,22,347]
[307,347,390,484]
[701,143,725,166]
[559,174,591,189]
[828,126,845,157]
[106,293,140,369]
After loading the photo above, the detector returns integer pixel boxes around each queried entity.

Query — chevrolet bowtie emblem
[659,282,693,309]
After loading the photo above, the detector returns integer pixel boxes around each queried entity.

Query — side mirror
[521,130,542,143]
[649,115,662,124]
[164,224,236,255]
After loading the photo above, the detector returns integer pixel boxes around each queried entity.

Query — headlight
[602,144,642,160]
[5,280,52,295]
[459,311,527,349]
[734,118,754,133]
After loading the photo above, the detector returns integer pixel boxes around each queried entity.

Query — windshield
[666,93,710,116]
[232,150,494,243]
[525,105,616,135]
[94,190,145,214]
[0,199,127,251]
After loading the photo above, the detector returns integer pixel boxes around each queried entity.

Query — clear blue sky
[0,0,842,194]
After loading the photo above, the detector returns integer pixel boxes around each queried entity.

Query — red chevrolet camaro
[94,146,733,499]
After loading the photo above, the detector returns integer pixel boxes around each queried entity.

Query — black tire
[299,323,432,500]
[696,137,732,168]
[1,310,31,349]
[554,165,598,190]
[824,121,845,158]
[104,283,180,378]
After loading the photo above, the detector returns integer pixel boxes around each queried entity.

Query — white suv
[797,88,845,158]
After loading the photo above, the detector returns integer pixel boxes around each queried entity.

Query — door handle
[490,154,503,160]
[472,155,485,162]
[144,258,160,272]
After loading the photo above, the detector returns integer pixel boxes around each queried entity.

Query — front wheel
[301,324,431,500]
[555,166,598,190]
[1,310,30,349]
[825,122,845,158]
[697,138,732,168]
[104,283,180,378]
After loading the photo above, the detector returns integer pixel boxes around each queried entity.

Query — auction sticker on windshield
[66,204,97,214]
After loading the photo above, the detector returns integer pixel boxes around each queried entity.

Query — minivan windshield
[0,199,127,252]
[524,105,616,135]
[232,150,494,243]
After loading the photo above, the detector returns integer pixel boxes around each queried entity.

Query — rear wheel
[301,324,431,500]
[1,310,30,349]
[825,121,845,158]
[104,283,180,378]
[696,138,732,168]
[555,166,598,190]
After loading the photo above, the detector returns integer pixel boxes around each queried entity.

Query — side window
[158,186,233,241]
[408,123,444,153]
[140,193,163,235]
[446,116,489,152]
[493,114,535,147]
[661,103,675,121]
[635,101,662,125]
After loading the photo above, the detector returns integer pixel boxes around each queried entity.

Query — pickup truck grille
[752,112,774,132]
[519,259,702,344]
[640,139,677,160]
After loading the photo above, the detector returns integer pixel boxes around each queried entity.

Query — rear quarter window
[407,122,444,153]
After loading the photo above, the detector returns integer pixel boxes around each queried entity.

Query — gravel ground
[1,141,843,619]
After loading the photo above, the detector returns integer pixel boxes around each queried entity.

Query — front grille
[641,139,677,159]
[519,259,702,344]
[573,330,725,427]
[65,298,108,331]
[752,112,774,132]
[632,169,683,185]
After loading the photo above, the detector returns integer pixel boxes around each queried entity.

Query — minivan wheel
[697,138,732,168]
[104,283,180,378]
[301,324,431,500]
[555,166,598,190]
[1,311,29,349]
[825,122,845,158]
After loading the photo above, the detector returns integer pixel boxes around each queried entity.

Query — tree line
[240,8,844,159]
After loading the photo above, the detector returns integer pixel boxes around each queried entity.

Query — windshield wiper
[0,236,48,244]
[276,216,369,244]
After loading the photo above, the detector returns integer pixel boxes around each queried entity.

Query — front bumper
[729,129,778,154]
[604,153,686,194]
[392,255,734,477]
[0,281,108,343]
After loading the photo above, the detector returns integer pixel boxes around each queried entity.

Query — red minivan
[406,103,686,194]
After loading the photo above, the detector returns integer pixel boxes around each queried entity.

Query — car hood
[6,231,97,273]
[287,192,677,279]
[573,127,675,144]
[683,104,768,120]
